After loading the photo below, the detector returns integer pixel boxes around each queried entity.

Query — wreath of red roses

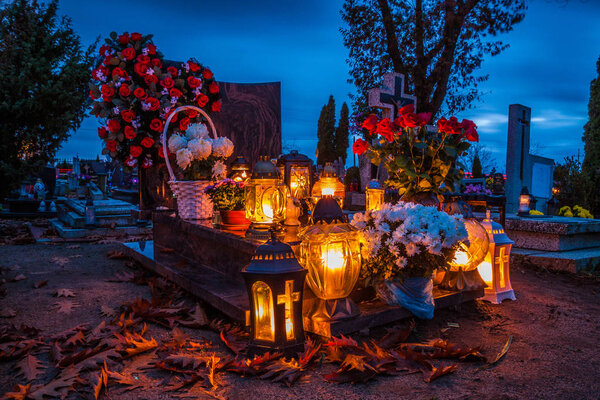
[90,32,221,169]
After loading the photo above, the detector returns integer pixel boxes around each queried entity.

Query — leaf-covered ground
[1,239,600,399]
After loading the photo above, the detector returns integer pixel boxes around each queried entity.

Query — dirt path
[1,241,599,399]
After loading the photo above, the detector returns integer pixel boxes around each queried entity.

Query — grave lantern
[518,186,532,216]
[277,150,313,200]
[241,231,307,356]
[311,163,345,207]
[476,210,517,304]
[298,196,361,321]
[231,156,250,183]
[245,156,287,241]
[365,180,385,211]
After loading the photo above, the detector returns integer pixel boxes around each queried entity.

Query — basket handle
[161,105,219,183]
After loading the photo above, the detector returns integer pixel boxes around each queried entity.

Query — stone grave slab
[122,213,484,337]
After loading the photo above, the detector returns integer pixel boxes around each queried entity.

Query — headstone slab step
[511,246,600,273]
[64,198,137,216]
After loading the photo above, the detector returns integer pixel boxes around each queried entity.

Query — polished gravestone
[123,213,484,337]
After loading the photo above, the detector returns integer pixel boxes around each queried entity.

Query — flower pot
[375,276,435,319]
[220,210,249,226]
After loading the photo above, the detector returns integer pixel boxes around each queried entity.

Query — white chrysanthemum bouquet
[351,202,467,285]
[167,123,234,181]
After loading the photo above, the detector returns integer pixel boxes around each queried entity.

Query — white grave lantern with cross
[476,210,517,304]
[359,73,417,188]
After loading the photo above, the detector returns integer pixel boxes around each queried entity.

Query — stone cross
[368,73,417,120]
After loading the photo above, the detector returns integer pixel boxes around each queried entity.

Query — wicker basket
[161,105,218,220]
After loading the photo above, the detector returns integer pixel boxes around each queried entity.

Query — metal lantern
[365,180,385,211]
[518,186,532,216]
[298,196,361,323]
[476,210,517,304]
[277,150,313,200]
[241,232,307,356]
[311,163,345,207]
[231,156,250,183]
[245,156,287,241]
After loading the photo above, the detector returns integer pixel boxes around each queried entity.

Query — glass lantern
[242,231,307,356]
[245,156,287,241]
[277,150,313,200]
[298,196,361,323]
[230,156,250,183]
[365,179,385,211]
[311,163,345,208]
[518,186,532,216]
[476,210,516,303]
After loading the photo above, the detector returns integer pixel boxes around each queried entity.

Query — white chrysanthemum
[175,148,193,170]
[212,160,227,180]
[185,123,210,140]
[168,134,188,154]
[211,137,234,158]
[187,138,212,161]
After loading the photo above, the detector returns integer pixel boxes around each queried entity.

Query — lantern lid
[243,231,305,274]
[320,163,338,178]
[252,156,280,179]
[277,150,313,165]
[481,217,514,246]
[311,196,348,224]
[366,179,383,190]
[231,156,249,171]
[520,186,530,196]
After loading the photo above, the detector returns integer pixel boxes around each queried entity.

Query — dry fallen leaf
[50,257,71,267]
[53,300,80,314]
[11,274,26,282]
[15,354,45,381]
[100,305,117,318]
[33,280,48,289]
[107,250,128,260]
[55,289,75,298]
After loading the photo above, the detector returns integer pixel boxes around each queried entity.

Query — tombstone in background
[505,104,554,214]
[359,73,416,190]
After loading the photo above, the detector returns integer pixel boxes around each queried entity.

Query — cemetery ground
[1,219,599,400]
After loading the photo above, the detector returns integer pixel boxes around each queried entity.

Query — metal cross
[368,73,417,120]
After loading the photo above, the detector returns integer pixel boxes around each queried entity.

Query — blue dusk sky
[55,0,600,172]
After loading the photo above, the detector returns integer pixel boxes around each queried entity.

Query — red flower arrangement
[354,104,479,199]
[90,31,221,169]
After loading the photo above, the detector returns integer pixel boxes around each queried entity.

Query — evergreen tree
[0,0,95,198]
[472,155,483,178]
[316,95,336,166]
[582,55,600,215]
[335,102,350,164]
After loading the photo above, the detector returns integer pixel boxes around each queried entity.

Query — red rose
[438,116,462,135]
[179,117,190,131]
[375,118,395,142]
[119,84,131,97]
[202,68,213,79]
[160,77,174,89]
[134,87,147,99]
[103,56,112,66]
[187,76,201,89]
[141,137,155,148]
[99,44,111,57]
[120,109,135,123]
[362,114,378,134]
[461,119,479,142]
[150,119,163,132]
[146,97,160,111]
[158,147,168,158]
[111,67,126,78]
[90,90,99,100]
[166,110,178,122]
[209,82,219,94]
[352,138,369,155]
[130,145,143,158]
[144,75,158,85]
[131,32,142,41]
[92,66,109,80]
[196,94,209,107]
[187,109,198,118]
[134,63,148,76]
[211,100,222,112]
[118,33,130,45]
[151,58,161,68]
[417,112,432,126]
[101,84,114,98]
[167,66,178,77]
[136,55,150,65]
[107,119,120,133]
[188,61,201,72]
[146,44,157,55]
[121,47,135,61]
[98,127,108,139]
[106,140,118,152]
[124,125,136,139]
[170,88,182,98]
[398,104,415,116]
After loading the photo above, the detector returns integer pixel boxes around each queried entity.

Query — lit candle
[453,249,470,266]
[322,187,335,196]
[477,261,493,286]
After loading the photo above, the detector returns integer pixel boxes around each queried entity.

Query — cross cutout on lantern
[495,247,509,288]
[277,280,300,341]
[368,73,417,120]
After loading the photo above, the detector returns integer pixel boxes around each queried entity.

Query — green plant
[204,179,245,211]
[583,55,600,216]
[553,157,589,210]
[472,155,483,178]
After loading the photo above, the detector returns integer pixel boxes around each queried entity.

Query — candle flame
[477,261,493,286]
[322,187,335,196]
